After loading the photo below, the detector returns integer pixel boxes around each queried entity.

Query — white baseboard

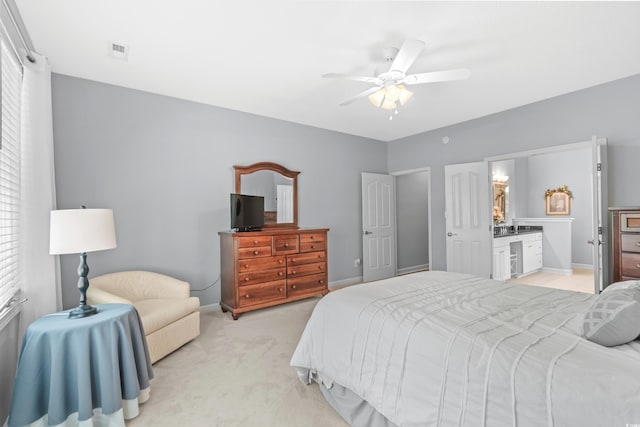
[572,263,594,270]
[542,267,573,275]
[329,276,363,289]
[199,303,222,312]
[397,264,429,276]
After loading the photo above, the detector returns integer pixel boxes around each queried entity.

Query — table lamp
[49,207,117,318]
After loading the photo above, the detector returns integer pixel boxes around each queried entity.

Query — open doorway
[486,138,607,294]
[393,168,431,276]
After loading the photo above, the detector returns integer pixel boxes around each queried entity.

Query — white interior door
[445,161,492,278]
[591,137,608,293]
[276,184,293,223]
[362,173,396,282]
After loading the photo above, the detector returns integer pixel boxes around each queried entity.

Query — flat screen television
[230,193,265,232]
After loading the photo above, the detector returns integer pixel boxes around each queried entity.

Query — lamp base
[68,304,98,319]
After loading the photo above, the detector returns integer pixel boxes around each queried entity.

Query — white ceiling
[17,1,640,142]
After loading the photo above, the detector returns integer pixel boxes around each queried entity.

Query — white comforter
[291,271,640,427]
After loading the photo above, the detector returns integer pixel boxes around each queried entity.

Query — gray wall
[396,171,429,273]
[52,74,387,307]
[525,148,592,265]
[388,73,640,273]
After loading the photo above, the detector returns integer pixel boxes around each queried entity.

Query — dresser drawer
[238,246,272,259]
[621,252,640,278]
[288,273,327,297]
[238,280,286,307]
[287,262,325,278]
[238,256,285,273]
[300,234,327,252]
[237,236,272,248]
[287,251,326,266]
[239,268,286,286]
[621,213,640,232]
[621,233,640,253]
[273,235,299,255]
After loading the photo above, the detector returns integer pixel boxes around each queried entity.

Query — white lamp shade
[50,209,117,255]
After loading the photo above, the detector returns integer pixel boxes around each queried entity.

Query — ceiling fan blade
[339,86,382,106]
[403,68,471,85]
[389,39,425,74]
[322,73,382,85]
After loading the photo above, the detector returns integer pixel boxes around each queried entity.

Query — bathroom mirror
[234,162,299,228]
[493,181,508,224]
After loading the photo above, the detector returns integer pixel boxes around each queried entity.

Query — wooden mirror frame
[233,162,300,229]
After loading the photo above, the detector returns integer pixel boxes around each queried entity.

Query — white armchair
[87,271,200,364]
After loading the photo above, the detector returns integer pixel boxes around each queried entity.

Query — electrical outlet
[354,258,361,267]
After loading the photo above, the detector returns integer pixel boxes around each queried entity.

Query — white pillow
[604,280,640,292]
[583,288,640,346]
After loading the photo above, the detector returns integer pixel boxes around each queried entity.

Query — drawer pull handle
[292,285,297,289]
[253,240,258,245]
[310,245,315,249]
[253,250,259,255]
[636,242,640,247]
[279,259,283,264]
[291,258,296,263]
[278,272,283,276]
[637,264,640,269]
[311,236,315,240]
[284,243,289,247]
[244,264,249,268]
[292,271,296,275]
[319,280,324,284]
[244,277,250,282]
[278,287,283,292]
[245,294,250,299]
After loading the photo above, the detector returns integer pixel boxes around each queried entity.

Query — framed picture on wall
[546,191,571,215]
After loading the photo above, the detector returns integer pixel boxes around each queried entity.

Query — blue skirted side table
[8,304,153,426]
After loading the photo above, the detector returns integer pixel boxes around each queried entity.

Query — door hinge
[597,163,602,172]
[598,226,603,235]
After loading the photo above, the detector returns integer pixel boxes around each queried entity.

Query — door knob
[447,232,458,237]
[363,230,373,235]
[587,239,602,246]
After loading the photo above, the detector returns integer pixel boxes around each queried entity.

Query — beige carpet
[128,298,347,427]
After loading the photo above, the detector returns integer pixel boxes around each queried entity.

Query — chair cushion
[134,297,200,335]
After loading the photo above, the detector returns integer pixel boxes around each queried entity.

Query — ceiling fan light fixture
[384,85,402,103]
[398,86,413,106]
[368,88,386,107]
[380,99,396,110]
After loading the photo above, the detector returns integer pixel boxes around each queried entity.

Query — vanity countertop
[493,225,543,238]
[494,229,542,238]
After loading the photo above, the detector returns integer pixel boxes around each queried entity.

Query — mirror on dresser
[234,162,300,228]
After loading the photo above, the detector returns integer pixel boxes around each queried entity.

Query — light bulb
[385,85,401,103]
[368,88,386,107]
[380,99,396,110]
[398,85,413,106]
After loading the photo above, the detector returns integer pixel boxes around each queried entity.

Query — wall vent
[108,42,130,61]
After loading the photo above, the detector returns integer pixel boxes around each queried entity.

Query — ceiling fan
[323,39,470,113]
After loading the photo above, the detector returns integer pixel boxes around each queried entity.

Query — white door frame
[485,136,608,292]
[391,167,432,274]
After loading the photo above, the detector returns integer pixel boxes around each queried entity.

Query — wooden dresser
[219,228,329,319]
[610,208,640,282]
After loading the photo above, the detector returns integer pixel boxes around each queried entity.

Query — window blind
[0,39,22,314]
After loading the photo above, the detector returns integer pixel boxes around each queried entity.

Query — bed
[290,271,640,427]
